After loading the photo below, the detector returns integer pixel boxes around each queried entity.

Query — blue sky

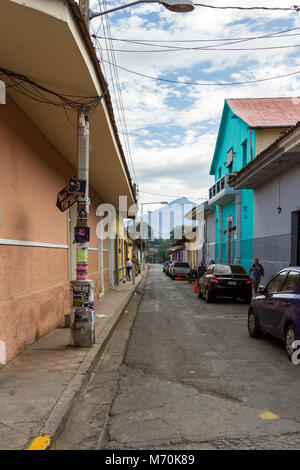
[86,0,300,210]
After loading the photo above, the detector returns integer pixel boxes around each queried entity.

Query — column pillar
[234,192,241,265]
[217,205,223,263]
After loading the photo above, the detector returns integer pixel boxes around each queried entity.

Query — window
[242,140,248,168]
[230,265,247,275]
[281,271,300,292]
[214,264,231,274]
[265,271,288,294]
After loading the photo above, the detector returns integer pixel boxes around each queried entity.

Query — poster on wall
[74,226,90,244]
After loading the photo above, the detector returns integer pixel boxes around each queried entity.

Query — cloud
[89,0,300,205]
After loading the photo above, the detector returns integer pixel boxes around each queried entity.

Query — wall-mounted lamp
[277,206,282,214]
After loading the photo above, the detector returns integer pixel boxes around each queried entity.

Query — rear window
[174,262,189,267]
[230,265,247,274]
[214,264,246,275]
[214,265,231,274]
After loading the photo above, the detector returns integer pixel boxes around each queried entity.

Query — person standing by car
[126,258,133,280]
[197,260,206,279]
[249,258,264,295]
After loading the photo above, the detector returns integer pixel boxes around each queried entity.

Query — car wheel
[205,287,214,303]
[248,309,261,338]
[285,324,298,360]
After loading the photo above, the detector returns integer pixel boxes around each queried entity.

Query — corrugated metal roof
[227,97,300,127]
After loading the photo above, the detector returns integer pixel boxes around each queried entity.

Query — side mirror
[257,285,264,294]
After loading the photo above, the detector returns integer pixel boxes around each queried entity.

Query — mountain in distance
[127,197,197,240]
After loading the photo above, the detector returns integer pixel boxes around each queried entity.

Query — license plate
[228,281,237,286]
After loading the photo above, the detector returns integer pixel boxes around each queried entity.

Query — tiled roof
[227,97,300,127]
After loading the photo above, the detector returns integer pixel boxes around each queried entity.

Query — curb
[26,270,147,450]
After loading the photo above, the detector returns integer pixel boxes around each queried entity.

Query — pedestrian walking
[126,258,133,280]
[197,260,206,279]
[249,258,264,295]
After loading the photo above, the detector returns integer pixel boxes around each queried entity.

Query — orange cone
[177,273,181,281]
[193,280,198,293]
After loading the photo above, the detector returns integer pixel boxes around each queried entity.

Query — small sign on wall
[0,81,6,104]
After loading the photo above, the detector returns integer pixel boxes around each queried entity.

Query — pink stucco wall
[0,96,109,363]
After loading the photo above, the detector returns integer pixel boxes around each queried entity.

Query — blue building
[208,98,300,273]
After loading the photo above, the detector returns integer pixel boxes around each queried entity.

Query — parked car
[198,264,252,303]
[170,262,190,280]
[248,267,300,360]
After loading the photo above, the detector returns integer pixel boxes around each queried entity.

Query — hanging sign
[56,177,86,212]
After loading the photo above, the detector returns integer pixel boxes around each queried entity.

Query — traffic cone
[177,273,181,281]
[193,280,198,293]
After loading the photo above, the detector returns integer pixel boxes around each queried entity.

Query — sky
[85,0,300,212]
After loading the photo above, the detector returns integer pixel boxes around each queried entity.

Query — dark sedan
[198,264,252,303]
[248,267,300,360]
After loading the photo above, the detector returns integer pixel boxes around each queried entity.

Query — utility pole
[79,0,90,30]
[70,1,94,347]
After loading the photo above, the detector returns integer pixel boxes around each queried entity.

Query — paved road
[58,265,300,450]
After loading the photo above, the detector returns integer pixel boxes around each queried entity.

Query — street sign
[56,177,86,212]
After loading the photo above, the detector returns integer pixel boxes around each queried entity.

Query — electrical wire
[0,67,104,111]
[95,0,137,181]
[94,26,300,43]
[194,3,300,12]
[99,42,300,52]
[100,58,300,86]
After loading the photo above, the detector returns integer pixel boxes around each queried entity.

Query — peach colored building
[0,0,136,364]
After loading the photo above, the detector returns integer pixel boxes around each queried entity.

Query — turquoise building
[208,98,294,273]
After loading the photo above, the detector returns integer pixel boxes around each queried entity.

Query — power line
[93,25,300,49]
[194,3,300,12]
[99,42,300,52]
[100,58,300,87]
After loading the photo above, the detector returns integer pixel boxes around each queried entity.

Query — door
[259,270,288,333]
[275,270,300,338]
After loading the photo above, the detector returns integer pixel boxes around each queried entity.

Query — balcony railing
[208,173,238,207]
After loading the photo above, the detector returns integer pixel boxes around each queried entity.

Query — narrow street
[58,265,300,450]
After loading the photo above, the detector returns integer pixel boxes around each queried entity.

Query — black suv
[198,264,252,303]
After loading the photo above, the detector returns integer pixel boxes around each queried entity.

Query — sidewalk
[0,271,146,450]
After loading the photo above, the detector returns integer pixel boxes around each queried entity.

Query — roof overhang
[0,0,136,208]
[231,124,300,189]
